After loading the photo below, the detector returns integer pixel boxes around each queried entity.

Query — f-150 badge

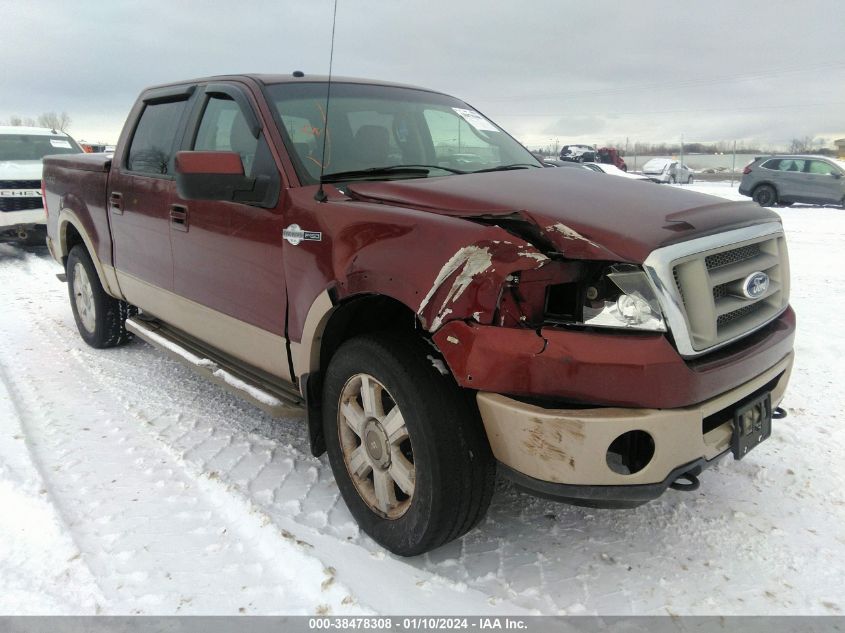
[283,224,322,246]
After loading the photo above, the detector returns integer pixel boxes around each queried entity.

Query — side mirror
[175,151,267,203]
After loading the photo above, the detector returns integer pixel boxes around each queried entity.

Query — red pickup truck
[43,73,795,556]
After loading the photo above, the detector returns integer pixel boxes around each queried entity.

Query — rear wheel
[67,245,137,348]
[686,175,694,184]
[752,184,778,207]
[322,333,495,556]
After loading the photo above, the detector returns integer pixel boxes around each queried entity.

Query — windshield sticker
[451,108,498,132]
[50,139,72,148]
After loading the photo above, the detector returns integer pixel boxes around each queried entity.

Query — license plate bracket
[732,392,772,459]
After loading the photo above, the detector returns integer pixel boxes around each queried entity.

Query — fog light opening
[606,430,655,475]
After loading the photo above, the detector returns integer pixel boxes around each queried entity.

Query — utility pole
[680,134,684,166]
[730,140,737,188]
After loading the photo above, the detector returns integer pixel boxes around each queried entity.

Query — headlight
[581,264,666,332]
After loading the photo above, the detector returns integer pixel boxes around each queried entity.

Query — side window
[127,99,188,175]
[193,96,259,174]
[761,159,779,170]
[808,160,836,175]
[777,158,805,172]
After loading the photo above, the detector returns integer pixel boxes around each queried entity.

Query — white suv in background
[0,126,83,244]
[641,157,694,184]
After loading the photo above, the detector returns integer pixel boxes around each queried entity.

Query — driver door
[169,83,291,380]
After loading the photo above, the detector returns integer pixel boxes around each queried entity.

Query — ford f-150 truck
[43,74,795,556]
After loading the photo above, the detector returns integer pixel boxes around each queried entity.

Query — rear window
[0,134,82,161]
[775,158,806,172]
[643,159,670,172]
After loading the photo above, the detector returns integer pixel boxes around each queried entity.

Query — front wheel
[686,175,694,184]
[752,184,778,207]
[67,245,137,348]
[322,334,495,556]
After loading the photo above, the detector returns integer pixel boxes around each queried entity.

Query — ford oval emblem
[742,271,769,299]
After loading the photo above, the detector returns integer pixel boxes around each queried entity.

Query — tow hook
[669,471,700,492]
[773,407,787,419]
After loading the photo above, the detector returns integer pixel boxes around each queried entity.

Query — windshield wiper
[321,164,465,183]
[469,163,541,174]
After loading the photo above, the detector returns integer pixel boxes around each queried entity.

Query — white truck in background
[0,126,83,244]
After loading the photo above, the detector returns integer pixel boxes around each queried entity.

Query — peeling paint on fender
[417,245,493,327]
[546,223,601,249]
[518,251,549,263]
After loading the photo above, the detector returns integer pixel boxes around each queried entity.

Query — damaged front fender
[415,239,551,331]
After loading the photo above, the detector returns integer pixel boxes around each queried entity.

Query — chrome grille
[0,197,43,212]
[644,223,790,357]
[717,302,765,327]
[0,180,41,190]
[671,234,789,351]
[705,243,760,270]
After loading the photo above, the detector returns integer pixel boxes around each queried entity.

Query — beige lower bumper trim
[477,352,793,486]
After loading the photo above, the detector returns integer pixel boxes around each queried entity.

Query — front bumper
[477,351,792,505]
[434,308,795,409]
[0,208,45,228]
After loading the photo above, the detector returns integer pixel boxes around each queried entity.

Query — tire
[66,245,137,348]
[752,184,778,207]
[686,176,694,184]
[322,333,495,556]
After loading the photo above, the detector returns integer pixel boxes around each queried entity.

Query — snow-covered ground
[0,182,843,616]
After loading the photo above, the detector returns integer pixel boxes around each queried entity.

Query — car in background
[583,162,651,181]
[739,155,845,207]
[560,144,597,162]
[596,147,627,171]
[0,126,83,244]
[542,157,593,170]
[641,158,693,184]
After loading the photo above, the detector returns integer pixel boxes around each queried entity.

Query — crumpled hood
[347,168,779,262]
[0,160,43,181]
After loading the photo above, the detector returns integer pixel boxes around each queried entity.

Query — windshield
[0,133,82,161]
[264,82,541,183]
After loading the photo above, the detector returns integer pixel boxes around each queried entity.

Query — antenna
[314,0,339,202]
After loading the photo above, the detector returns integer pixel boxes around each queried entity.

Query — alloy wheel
[337,373,415,519]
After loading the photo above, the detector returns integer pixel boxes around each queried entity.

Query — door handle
[109,192,123,214]
[169,204,188,232]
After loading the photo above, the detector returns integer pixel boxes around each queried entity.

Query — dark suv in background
[740,155,845,207]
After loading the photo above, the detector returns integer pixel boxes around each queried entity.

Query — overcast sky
[3,0,843,150]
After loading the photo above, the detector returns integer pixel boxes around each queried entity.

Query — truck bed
[43,152,115,273]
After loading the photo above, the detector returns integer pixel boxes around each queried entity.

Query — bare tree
[789,136,814,154]
[8,115,23,126]
[37,111,72,132]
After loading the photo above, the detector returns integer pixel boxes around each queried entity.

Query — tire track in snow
[0,251,368,615]
[1,250,532,615]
